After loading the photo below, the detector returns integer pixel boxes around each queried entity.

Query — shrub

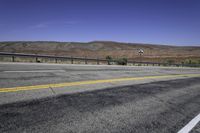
[116,58,128,65]
[106,56,112,65]
[166,59,175,65]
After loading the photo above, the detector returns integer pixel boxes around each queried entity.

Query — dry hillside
[0,41,200,63]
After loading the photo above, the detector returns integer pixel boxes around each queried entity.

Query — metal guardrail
[0,52,106,60]
[0,52,106,65]
[0,52,199,67]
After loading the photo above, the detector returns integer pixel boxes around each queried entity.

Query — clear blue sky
[0,0,200,46]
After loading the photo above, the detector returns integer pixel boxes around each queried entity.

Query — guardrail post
[71,56,73,64]
[12,56,15,62]
[85,57,87,64]
[35,56,38,62]
[97,58,99,65]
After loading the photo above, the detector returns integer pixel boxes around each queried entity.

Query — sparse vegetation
[166,59,175,65]
[106,56,112,65]
[182,59,200,67]
[115,58,128,65]
[0,41,200,64]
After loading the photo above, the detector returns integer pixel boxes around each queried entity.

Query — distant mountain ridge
[0,41,200,63]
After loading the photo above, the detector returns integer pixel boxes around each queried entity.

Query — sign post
[138,49,144,65]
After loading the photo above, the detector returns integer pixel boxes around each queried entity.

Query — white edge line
[177,113,200,133]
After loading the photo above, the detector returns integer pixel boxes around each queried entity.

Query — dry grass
[0,41,200,63]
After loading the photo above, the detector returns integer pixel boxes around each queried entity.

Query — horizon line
[0,40,199,47]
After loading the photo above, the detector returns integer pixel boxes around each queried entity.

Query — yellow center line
[0,74,200,93]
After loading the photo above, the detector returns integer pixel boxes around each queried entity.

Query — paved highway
[0,62,200,133]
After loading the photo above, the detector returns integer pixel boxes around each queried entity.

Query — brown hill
[0,41,200,63]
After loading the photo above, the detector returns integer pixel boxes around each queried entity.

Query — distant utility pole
[138,49,144,65]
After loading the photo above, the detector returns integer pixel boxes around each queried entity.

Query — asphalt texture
[191,122,200,133]
[1,62,200,89]
[0,77,199,133]
[0,62,200,133]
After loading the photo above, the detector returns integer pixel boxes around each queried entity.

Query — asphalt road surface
[0,62,200,133]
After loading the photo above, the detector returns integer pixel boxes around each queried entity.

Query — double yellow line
[0,74,200,93]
